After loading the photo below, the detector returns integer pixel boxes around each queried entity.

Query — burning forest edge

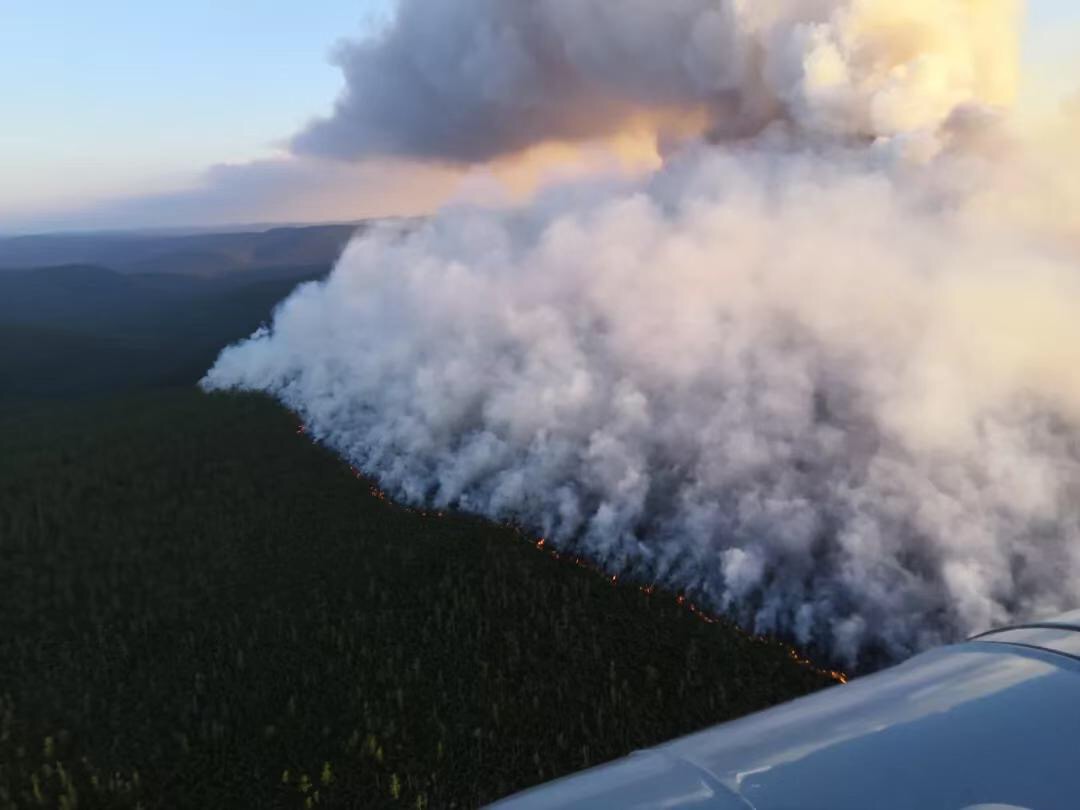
[301,416,848,684]
[1,389,840,808]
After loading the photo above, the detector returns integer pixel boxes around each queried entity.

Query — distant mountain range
[0,222,381,399]
[0,223,364,276]
[0,261,330,399]
[0,262,326,334]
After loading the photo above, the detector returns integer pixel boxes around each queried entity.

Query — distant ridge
[0,223,366,276]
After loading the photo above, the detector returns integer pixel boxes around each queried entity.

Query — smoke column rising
[205,0,1080,667]
[292,0,1019,162]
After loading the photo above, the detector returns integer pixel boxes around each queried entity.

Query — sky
[0,0,1076,234]
[0,0,394,230]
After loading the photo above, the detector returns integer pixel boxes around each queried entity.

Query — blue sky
[0,1,390,223]
[1028,0,1080,27]
[1025,0,1080,97]
[0,1,1076,232]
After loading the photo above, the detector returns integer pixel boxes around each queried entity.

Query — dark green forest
[0,241,840,809]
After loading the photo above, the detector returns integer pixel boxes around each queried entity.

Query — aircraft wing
[490,611,1080,810]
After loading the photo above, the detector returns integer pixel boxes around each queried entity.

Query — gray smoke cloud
[206,0,1080,668]
[293,0,1019,163]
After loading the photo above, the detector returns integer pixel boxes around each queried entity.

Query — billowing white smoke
[206,0,1080,667]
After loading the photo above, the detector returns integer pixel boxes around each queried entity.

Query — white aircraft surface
[491,611,1080,810]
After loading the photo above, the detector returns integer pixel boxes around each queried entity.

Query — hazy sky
[0,1,392,229]
[0,1,1076,233]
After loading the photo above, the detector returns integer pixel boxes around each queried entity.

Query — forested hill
[0,262,326,399]
[0,224,358,399]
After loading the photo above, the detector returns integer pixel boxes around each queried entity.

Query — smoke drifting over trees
[207,0,1080,666]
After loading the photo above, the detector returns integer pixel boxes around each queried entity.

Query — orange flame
[290,417,848,686]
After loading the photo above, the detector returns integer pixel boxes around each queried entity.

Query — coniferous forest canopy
[0,228,839,809]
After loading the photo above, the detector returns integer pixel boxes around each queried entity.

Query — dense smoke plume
[206,0,1080,667]
[294,0,1019,162]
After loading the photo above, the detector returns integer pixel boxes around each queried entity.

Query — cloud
[294,0,1020,164]
[9,124,669,235]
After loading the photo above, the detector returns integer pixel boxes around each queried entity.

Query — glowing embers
[297,417,847,686]
[528,539,848,685]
